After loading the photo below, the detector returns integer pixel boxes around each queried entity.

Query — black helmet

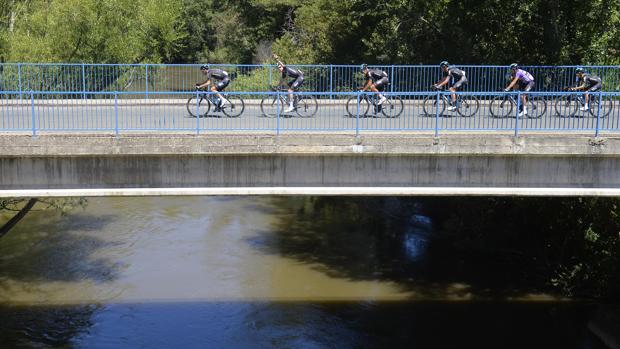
[575,67,585,74]
[440,61,449,67]
[200,64,209,71]
[509,63,518,70]
[361,63,368,71]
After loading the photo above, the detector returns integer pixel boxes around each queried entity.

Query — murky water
[0,197,609,348]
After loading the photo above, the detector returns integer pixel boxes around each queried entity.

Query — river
[0,197,609,348]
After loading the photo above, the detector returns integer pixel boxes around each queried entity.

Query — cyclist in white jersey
[504,63,535,117]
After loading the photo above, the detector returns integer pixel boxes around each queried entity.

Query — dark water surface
[0,197,610,348]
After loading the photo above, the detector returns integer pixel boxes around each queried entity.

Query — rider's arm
[196,79,211,89]
[505,77,519,90]
[436,76,450,87]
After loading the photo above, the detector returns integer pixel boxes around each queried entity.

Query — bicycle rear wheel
[260,96,283,117]
[422,95,446,116]
[345,95,370,117]
[381,96,404,118]
[527,98,546,119]
[589,97,614,118]
[489,96,513,118]
[296,94,318,117]
[222,95,245,117]
[456,95,479,117]
[554,95,578,117]
[186,95,210,117]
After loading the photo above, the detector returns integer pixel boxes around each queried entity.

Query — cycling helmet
[509,63,519,70]
[200,64,209,71]
[440,61,449,67]
[361,63,368,71]
[575,67,585,74]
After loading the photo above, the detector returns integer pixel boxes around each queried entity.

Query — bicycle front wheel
[345,95,370,117]
[296,94,318,117]
[422,95,446,116]
[260,96,284,117]
[527,98,547,119]
[456,95,480,117]
[222,95,245,117]
[554,95,579,117]
[489,96,513,118]
[381,96,404,118]
[186,95,210,117]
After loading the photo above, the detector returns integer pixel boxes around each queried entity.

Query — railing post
[18,63,23,100]
[81,63,86,100]
[276,89,281,136]
[329,64,333,100]
[145,64,149,100]
[515,91,521,137]
[434,90,441,137]
[595,90,603,137]
[195,90,200,135]
[30,90,36,137]
[269,65,273,88]
[356,91,361,136]
[114,92,119,136]
[390,66,395,93]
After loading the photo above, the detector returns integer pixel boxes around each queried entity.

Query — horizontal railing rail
[1,89,619,136]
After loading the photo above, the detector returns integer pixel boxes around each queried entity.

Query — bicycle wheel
[381,96,404,118]
[422,95,446,116]
[456,95,480,117]
[589,97,614,118]
[260,95,284,117]
[296,94,318,118]
[527,97,546,119]
[345,95,370,117]
[489,96,513,118]
[554,95,578,117]
[186,95,210,117]
[222,95,245,117]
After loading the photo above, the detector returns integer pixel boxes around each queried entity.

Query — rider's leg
[284,88,295,112]
[447,87,457,111]
[584,92,590,110]
[521,94,528,115]
[370,84,386,105]
[210,85,227,107]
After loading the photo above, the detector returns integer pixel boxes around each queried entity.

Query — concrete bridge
[1,132,620,197]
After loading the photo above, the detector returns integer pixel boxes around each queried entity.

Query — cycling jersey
[579,73,602,87]
[367,69,388,81]
[443,67,466,80]
[207,69,228,81]
[281,66,303,79]
[514,69,534,83]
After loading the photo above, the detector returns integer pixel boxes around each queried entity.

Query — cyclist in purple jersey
[570,67,603,111]
[273,54,305,112]
[504,63,535,117]
[434,61,468,111]
[361,64,389,105]
[196,64,230,107]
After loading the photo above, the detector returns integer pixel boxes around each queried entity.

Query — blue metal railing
[1,89,619,136]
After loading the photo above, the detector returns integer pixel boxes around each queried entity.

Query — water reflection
[0,197,613,348]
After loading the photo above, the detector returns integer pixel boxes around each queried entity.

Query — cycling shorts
[374,77,389,91]
[215,78,230,92]
[587,83,602,92]
[518,80,535,92]
[451,76,467,90]
[287,76,304,90]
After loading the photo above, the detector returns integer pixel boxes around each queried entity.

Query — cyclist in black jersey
[361,64,389,105]
[196,64,230,107]
[434,61,468,111]
[570,67,603,111]
[273,54,304,112]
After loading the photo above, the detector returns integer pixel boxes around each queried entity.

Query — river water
[0,197,609,348]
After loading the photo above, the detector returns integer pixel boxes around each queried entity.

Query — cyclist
[196,64,230,107]
[273,54,304,113]
[570,67,602,111]
[360,64,389,105]
[433,61,467,111]
[504,63,535,117]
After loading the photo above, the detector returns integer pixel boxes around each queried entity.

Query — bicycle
[345,90,404,118]
[421,86,480,117]
[554,87,613,118]
[186,88,245,118]
[489,90,547,119]
[260,86,318,118]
